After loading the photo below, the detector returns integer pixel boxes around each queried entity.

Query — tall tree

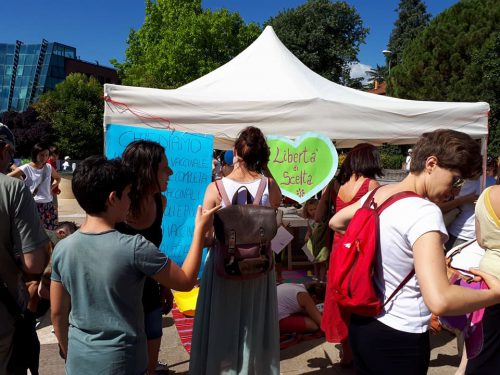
[34,73,104,159]
[112,0,261,89]
[387,0,430,67]
[389,0,500,154]
[266,0,368,85]
[1,108,54,158]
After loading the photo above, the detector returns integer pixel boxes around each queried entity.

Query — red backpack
[329,187,419,317]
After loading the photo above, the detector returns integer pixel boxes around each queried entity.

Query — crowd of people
[1,121,500,375]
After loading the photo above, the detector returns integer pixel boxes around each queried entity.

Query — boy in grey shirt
[51,155,217,374]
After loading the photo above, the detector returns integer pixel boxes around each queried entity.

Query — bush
[380,153,405,169]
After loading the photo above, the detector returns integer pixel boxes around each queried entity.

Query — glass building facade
[0,40,76,113]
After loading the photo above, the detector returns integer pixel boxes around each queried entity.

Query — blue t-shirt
[51,230,168,375]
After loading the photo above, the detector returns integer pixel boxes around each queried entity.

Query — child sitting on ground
[277,281,326,334]
[50,155,218,374]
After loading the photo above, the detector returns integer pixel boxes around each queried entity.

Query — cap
[64,156,70,160]
[408,148,413,153]
[0,123,15,149]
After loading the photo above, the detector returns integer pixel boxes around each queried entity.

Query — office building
[0,40,118,113]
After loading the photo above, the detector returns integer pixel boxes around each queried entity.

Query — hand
[194,205,221,233]
[468,268,500,300]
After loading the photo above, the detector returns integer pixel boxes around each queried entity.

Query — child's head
[49,145,59,160]
[303,199,319,219]
[72,155,132,216]
[305,281,326,304]
[55,221,78,239]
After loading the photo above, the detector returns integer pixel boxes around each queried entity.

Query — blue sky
[1,0,459,75]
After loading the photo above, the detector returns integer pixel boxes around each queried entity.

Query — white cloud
[349,62,372,83]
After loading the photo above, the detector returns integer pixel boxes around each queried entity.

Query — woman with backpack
[330,129,500,374]
[320,143,382,367]
[189,126,282,375]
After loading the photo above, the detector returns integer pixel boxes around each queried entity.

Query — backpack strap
[383,269,416,307]
[362,186,382,209]
[376,191,421,215]
[215,179,231,207]
[373,189,422,307]
[253,177,268,206]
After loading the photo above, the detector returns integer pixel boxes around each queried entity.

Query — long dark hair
[337,143,383,186]
[121,140,166,218]
[234,126,270,173]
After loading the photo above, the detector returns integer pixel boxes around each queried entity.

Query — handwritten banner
[105,124,213,266]
[267,132,338,203]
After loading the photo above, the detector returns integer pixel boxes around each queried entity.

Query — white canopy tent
[104,26,489,150]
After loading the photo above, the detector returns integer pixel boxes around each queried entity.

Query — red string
[103,95,173,130]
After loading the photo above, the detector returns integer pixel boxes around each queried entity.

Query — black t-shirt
[116,193,164,312]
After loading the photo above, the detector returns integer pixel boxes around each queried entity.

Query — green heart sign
[267,132,338,203]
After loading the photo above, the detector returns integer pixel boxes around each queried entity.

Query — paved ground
[37,198,461,374]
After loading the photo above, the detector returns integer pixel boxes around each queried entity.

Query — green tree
[34,73,104,159]
[387,0,430,67]
[112,0,261,89]
[266,0,368,84]
[389,0,500,154]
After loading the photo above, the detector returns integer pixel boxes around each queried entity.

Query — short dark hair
[72,155,132,214]
[56,221,78,234]
[410,129,481,178]
[337,143,383,185]
[234,126,270,173]
[305,282,326,303]
[31,143,49,162]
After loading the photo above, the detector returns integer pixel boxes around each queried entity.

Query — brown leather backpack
[213,177,277,280]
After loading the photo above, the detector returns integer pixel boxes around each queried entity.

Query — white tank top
[220,177,270,207]
[19,163,53,203]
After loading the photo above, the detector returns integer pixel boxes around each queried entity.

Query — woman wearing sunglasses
[329,129,500,375]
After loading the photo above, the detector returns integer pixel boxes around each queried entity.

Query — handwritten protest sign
[267,132,338,203]
[105,124,213,266]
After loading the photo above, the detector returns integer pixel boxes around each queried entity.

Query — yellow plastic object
[173,287,199,317]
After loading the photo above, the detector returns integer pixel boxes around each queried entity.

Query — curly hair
[121,140,166,218]
[234,126,270,173]
[410,129,481,179]
[337,143,383,186]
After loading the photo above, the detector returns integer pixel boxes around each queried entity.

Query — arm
[297,292,322,328]
[152,204,220,291]
[314,180,339,223]
[267,177,282,208]
[51,166,61,189]
[7,167,25,180]
[413,231,500,316]
[437,193,477,213]
[329,199,362,234]
[50,281,71,359]
[22,246,49,275]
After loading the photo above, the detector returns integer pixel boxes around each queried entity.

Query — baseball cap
[64,156,70,160]
[0,123,15,149]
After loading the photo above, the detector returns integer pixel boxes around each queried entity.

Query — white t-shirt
[405,155,411,171]
[277,283,306,320]
[220,177,270,207]
[19,164,53,203]
[448,177,497,240]
[359,192,447,333]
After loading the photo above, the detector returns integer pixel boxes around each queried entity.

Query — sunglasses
[451,176,465,189]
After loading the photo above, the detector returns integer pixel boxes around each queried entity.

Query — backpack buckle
[229,230,236,254]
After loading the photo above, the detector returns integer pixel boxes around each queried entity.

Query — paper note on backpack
[267,132,338,203]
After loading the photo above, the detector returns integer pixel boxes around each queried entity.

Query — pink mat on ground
[171,270,315,354]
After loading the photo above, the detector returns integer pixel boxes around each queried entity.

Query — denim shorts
[144,307,163,340]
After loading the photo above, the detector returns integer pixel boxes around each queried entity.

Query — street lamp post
[382,49,393,75]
